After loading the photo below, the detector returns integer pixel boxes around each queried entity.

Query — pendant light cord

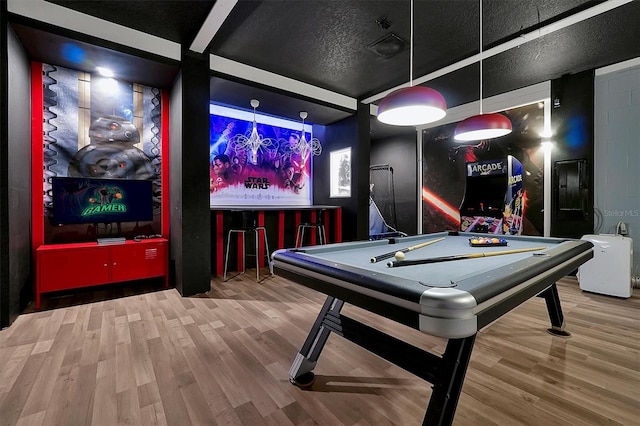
[409,0,414,87]
[250,99,259,127]
[479,0,483,114]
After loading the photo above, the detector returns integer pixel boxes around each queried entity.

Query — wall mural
[41,63,162,242]
[422,102,545,235]
[209,106,313,206]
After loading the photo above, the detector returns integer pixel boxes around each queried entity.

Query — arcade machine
[459,155,524,235]
[459,159,505,234]
[502,155,525,235]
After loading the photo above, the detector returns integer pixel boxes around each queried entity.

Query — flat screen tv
[51,177,153,225]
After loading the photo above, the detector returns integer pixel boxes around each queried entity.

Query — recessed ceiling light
[96,66,114,78]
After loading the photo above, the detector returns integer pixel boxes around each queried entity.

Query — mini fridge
[578,234,633,298]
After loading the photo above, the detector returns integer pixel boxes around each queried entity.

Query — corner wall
[0,3,8,327]
[550,70,595,238]
[169,49,211,296]
[1,23,32,327]
[595,61,640,280]
[370,133,418,236]
[313,102,370,241]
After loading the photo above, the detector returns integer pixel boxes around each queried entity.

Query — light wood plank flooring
[1,273,639,425]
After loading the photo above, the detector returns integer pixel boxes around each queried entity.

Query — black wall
[1,22,32,328]
[313,102,370,241]
[370,133,418,236]
[550,70,595,238]
[0,3,8,327]
[169,49,211,297]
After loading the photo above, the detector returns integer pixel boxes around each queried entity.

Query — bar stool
[224,211,272,282]
[295,209,327,248]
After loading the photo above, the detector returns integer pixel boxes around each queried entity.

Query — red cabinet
[110,241,166,282]
[36,239,168,309]
[38,245,112,292]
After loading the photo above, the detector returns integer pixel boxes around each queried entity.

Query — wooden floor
[1,273,639,426]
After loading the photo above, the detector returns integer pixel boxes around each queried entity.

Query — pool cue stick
[370,237,445,263]
[386,246,547,267]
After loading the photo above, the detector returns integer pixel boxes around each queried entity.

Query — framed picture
[330,147,351,198]
[209,103,313,206]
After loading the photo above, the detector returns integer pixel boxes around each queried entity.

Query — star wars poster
[209,105,314,206]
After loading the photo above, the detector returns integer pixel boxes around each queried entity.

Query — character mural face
[213,157,230,177]
[68,115,155,179]
[88,115,140,144]
[283,165,295,181]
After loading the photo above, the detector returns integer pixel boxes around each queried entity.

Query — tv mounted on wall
[51,177,153,225]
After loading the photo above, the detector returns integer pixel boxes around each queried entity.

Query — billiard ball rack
[468,236,508,247]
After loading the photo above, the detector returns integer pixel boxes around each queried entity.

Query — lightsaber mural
[421,187,460,224]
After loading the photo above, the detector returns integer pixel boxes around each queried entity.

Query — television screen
[52,177,153,225]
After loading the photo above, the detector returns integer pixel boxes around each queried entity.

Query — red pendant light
[454,113,512,141]
[377,86,447,126]
[377,0,447,126]
[454,0,511,141]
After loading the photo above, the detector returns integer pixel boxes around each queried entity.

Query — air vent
[366,33,407,59]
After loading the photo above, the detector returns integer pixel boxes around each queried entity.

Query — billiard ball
[395,251,406,261]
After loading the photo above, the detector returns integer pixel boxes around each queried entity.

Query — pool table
[271,231,594,426]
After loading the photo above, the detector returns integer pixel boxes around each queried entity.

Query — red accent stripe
[258,211,265,267]
[161,90,170,238]
[277,211,285,249]
[309,210,317,246]
[216,211,224,275]
[323,209,330,243]
[335,208,342,243]
[31,62,44,250]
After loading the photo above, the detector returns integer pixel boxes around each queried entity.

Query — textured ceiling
[7,0,640,137]
[47,0,216,45]
[210,0,603,99]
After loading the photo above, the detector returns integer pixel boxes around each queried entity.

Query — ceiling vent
[367,33,407,59]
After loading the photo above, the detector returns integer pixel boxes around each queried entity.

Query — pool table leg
[423,335,476,426]
[537,283,571,337]
[289,296,344,388]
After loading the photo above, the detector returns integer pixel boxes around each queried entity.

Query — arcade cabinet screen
[52,177,153,225]
[461,175,506,215]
